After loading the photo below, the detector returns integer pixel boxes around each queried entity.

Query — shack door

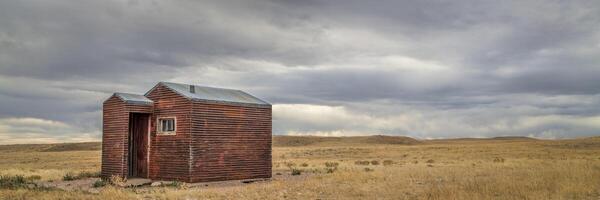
[128,113,150,178]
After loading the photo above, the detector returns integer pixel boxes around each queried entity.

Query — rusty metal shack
[101,82,272,182]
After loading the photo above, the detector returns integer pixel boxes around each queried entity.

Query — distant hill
[273,135,421,147]
[0,142,101,152]
[491,136,538,140]
[0,136,422,151]
[429,136,538,143]
[2,135,587,151]
[40,142,101,152]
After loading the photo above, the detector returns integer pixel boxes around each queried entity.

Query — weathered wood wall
[101,96,153,178]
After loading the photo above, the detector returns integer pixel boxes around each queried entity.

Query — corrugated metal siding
[101,96,153,178]
[190,102,272,182]
[146,84,193,182]
[101,96,127,178]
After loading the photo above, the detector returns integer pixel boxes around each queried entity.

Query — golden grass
[1,136,600,199]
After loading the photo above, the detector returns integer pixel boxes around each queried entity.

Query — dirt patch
[37,178,101,193]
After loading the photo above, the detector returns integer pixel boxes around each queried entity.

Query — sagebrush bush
[63,171,100,181]
[285,162,296,168]
[383,160,394,166]
[324,162,339,173]
[109,175,126,186]
[371,160,380,165]
[93,179,106,188]
[62,173,77,181]
[0,175,28,189]
[291,168,302,176]
[354,160,370,165]
[493,157,505,163]
[166,181,184,188]
[325,162,339,168]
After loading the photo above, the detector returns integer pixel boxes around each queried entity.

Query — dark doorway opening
[128,113,150,178]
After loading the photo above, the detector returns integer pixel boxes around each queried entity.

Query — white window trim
[157,116,177,135]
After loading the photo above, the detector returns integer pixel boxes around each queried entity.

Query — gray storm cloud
[0,0,599,143]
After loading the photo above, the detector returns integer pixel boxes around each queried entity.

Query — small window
[158,117,176,135]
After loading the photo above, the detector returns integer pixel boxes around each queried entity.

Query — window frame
[157,117,177,135]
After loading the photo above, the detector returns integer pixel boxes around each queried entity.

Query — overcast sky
[1,0,600,144]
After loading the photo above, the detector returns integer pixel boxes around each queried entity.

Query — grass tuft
[324,162,339,173]
[93,179,106,188]
[0,175,28,189]
[354,160,370,165]
[63,171,100,181]
[291,168,302,176]
[62,173,76,181]
[383,160,394,166]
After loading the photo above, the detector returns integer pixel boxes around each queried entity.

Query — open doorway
[128,113,150,178]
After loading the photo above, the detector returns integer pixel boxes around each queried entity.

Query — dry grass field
[1,136,600,200]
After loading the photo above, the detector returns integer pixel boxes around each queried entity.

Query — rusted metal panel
[101,94,153,179]
[190,102,272,182]
[145,84,193,182]
[101,95,127,178]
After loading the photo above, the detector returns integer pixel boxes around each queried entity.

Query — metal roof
[114,92,154,105]
[156,82,270,106]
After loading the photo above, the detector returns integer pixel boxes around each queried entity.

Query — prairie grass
[1,136,600,199]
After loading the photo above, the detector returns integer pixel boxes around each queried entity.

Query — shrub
[383,160,394,166]
[300,163,309,167]
[325,162,339,173]
[354,160,370,165]
[426,159,435,163]
[364,168,374,172]
[285,162,296,168]
[371,160,380,165]
[325,162,339,168]
[0,175,28,189]
[93,179,106,188]
[108,175,126,186]
[63,171,100,181]
[493,157,505,163]
[166,181,183,188]
[63,173,77,181]
[291,168,302,176]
